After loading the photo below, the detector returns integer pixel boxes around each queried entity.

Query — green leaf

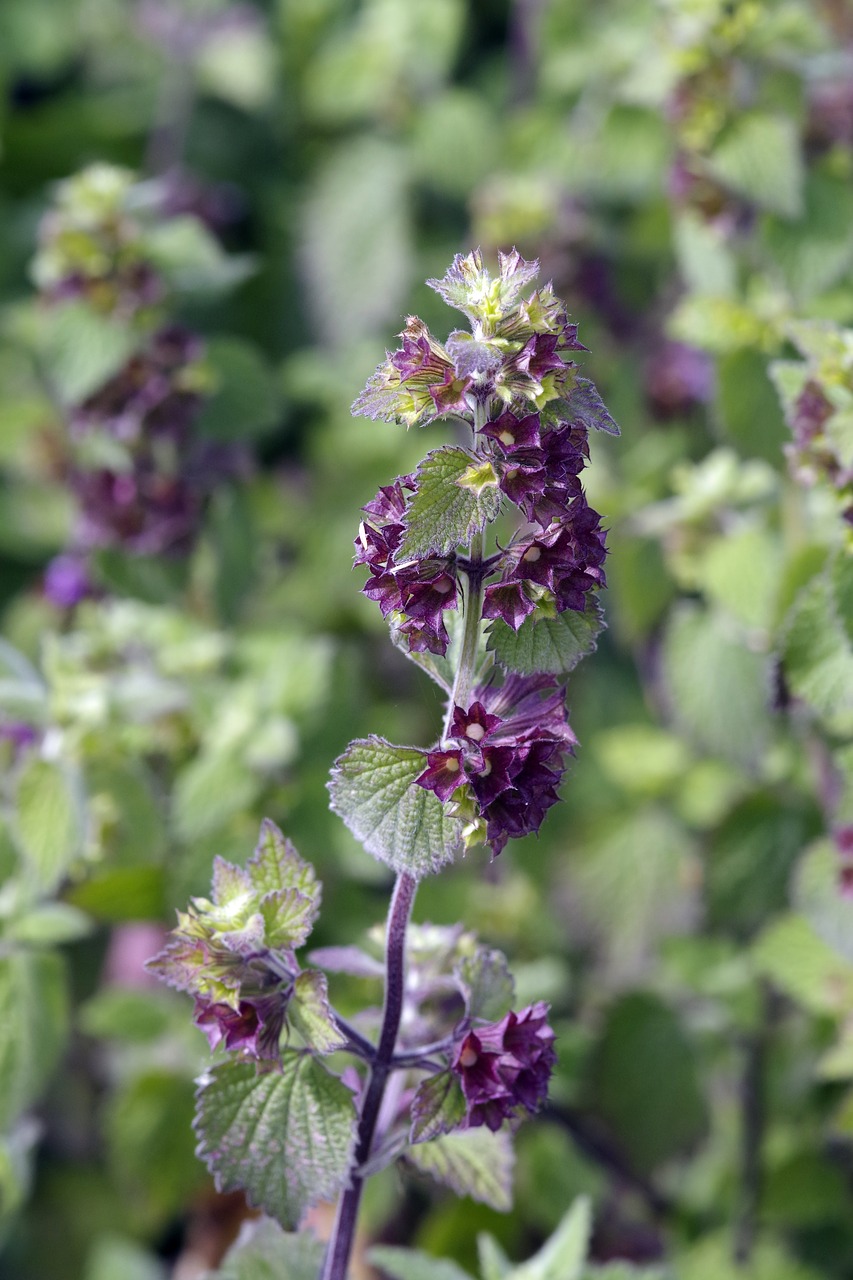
[707,112,804,218]
[488,598,604,675]
[214,1219,326,1280]
[196,338,283,442]
[329,737,463,878]
[410,1069,467,1143]
[405,1126,514,1211]
[106,1070,206,1231]
[454,948,514,1022]
[38,301,139,405]
[249,820,321,906]
[368,1246,475,1280]
[585,993,707,1173]
[14,757,84,893]
[142,218,253,295]
[401,446,502,559]
[662,603,771,767]
[6,902,92,945]
[172,751,261,843]
[65,866,166,922]
[288,971,346,1053]
[782,562,853,735]
[300,138,412,347]
[478,1234,514,1280]
[194,1055,356,1230]
[84,1235,166,1280]
[512,1196,591,1280]
[0,951,68,1130]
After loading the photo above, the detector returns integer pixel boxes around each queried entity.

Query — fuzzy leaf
[401,447,502,558]
[194,1055,356,1230]
[410,1069,467,1143]
[288,971,346,1053]
[259,889,320,951]
[488,598,604,675]
[368,1247,475,1280]
[329,737,463,878]
[404,1126,514,1211]
[249,820,321,905]
[214,1219,326,1280]
[454,948,514,1021]
[38,302,140,405]
[560,379,620,435]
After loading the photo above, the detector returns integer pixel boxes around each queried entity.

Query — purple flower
[416,675,576,855]
[43,553,92,608]
[356,477,459,655]
[194,991,288,1060]
[450,1002,556,1130]
[645,341,715,419]
[354,318,473,429]
[483,496,607,631]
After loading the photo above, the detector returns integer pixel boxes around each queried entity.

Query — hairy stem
[321,872,417,1280]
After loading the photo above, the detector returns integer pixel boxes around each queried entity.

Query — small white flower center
[465,723,486,741]
[445,758,460,773]
[523,546,542,562]
[435,578,453,594]
[499,430,516,446]
[460,1046,479,1068]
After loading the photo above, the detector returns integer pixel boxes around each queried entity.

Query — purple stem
[321,871,417,1280]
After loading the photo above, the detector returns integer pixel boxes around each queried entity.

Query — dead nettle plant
[148,249,620,1279]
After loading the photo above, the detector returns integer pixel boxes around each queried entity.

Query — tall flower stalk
[148,249,618,1279]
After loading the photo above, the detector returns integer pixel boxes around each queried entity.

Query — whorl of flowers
[449,1001,556,1131]
[352,249,618,857]
[35,164,239,602]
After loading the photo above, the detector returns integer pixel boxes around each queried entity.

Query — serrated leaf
[194,1055,356,1230]
[329,737,463,878]
[288,971,346,1053]
[560,379,620,435]
[513,1196,591,1280]
[488,598,604,675]
[368,1246,475,1280]
[405,1125,514,1211]
[402,447,502,558]
[214,1219,325,1280]
[14,757,84,893]
[250,820,321,906]
[410,1069,467,1143]
[259,889,319,950]
[707,112,804,218]
[454,948,514,1021]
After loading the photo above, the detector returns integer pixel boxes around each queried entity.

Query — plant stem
[321,871,417,1280]
[441,399,491,744]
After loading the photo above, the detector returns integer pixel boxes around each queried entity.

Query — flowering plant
[149,249,617,1278]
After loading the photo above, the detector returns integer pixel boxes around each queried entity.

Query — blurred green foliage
[1,0,853,1276]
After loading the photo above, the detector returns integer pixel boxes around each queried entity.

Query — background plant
[0,1,852,1278]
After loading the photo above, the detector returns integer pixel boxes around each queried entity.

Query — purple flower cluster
[450,1002,556,1130]
[65,326,234,556]
[355,476,459,654]
[194,990,288,1060]
[415,675,577,855]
